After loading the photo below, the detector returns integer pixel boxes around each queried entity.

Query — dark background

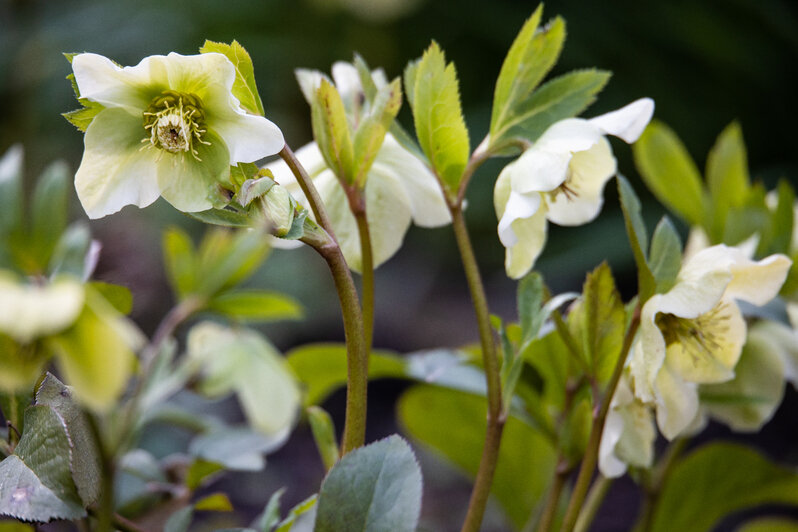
[1,0,797,530]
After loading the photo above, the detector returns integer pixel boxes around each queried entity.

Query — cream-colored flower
[70,52,284,218]
[629,244,791,439]
[494,98,654,279]
[265,62,450,271]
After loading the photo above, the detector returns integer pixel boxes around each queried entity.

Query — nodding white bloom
[628,245,791,439]
[70,52,284,218]
[494,98,654,279]
[599,375,656,478]
[264,62,450,271]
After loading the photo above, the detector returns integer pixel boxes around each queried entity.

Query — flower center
[142,90,209,159]
[550,167,579,202]
[655,302,731,358]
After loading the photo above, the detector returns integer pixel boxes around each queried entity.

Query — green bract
[67,52,284,218]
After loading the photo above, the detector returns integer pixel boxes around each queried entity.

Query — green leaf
[0,391,30,445]
[706,121,750,241]
[48,223,92,279]
[199,40,265,116]
[88,281,133,314]
[311,79,355,184]
[34,374,101,506]
[62,100,104,132]
[163,226,197,299]
[0,405,85,521]
[187,322,300,437]
[522,328,574,412]
[207,290,303,322]
[491,69,611,152]
[649,443,798,532]
[286,343,405,407]
[633,121,706,227]
[399,385,556,529]
[187,208,252,228]
[617,175,656,303]
[490,7,568,143]
[30,161,69,267]
[411,41,470,196]
[568,263,625,385]
[307,406,339,471]
[195,228,270,297]
[517,271,545,347]
[315,435,422,532]
[737,517,798,532]
[252,488,285,532]
[165,506,193,532]
[189,428,280,472]
[0,145,24,266]
[194,492,233,512]
[648,217,682,293]
[352,78,402,187]
[275,494,317,532]
[759,180,795,256]
[0,522,35,531]
[185,459,223,491]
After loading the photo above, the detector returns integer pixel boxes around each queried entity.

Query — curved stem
[451,206,505,532]
[559,308,641,532]
[574,475,613,532]
[536,461,570,532]
[280,144,368,453]
[354,210,375,350]
[456,140,491,206]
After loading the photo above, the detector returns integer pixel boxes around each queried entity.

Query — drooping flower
[628,244,791,439]
[69,52,284,218]
[494,98,655,279]
[264,61,450,271]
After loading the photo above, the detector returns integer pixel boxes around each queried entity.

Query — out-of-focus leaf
[352,78,402,187]
[286,343,405,407]
[252,488,285,532]
[633,121,706,227]
[275,494,317,532]
[398,385,556,529]
[207,290,303,322]
[736,518,798,532]
[307,406,339,471]
[706,121,750,241]
[194,492,233,512]
[0,522,35,531]
[410,41,469,196]
[199,40,265,116]
[185,459,224,491]
[187,208,252,228]
[48,223,92,279]
[164,506,193,532]
[649,443,798,532]
[315,435,422,532]
[163,227,197,299]
[759,180,795,257]
[195,229,270,297]
[88,281,132,315]
[517,272,545,348]
[189,428,282,472]
[617,175,656,302]
[648,217,682,293]
[30,161,69,268]
[0,145,23,240]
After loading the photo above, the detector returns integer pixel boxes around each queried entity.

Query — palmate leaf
[199,40,265,116]
[410,41,469,197]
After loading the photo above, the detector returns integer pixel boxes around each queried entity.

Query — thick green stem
[574,475,613,532]
[354,210,375,350]
[280,144,368,453]
[559,309,640,532]
[451,206,505,532]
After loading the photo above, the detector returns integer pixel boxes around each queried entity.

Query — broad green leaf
[517,271,545,347]
[649,443,798,532]
[633,121,706,227]
[286,343,405,406]
[411,41,469,196]
[252,488,285,532]
[30,161,69,268]
[648,217,682,293]
[491,69,610,152]
[207,290,303,322]
[0,336,47,396]
[315,435,422,532]
[490,7,567,143]
[311,79,354,184]
[46,289,137,411]
[0,145,23,238]
[0,391,30,445]
[0,405,85,521]
[568,263,625,385]
[617,175,656,302]
[48,223,92,279]
[195,228,270,297]
[275,494,317,532]
[737,518,798,532]
[724,183,770,247]
[34,374,101,506]
[706,121,750,241]
[187,322,300,437]
[522,328,574,411]
[189,428,282,472]
[88,281,133,315]
[194,492,233,512]
[163,227,197,299]
[399,386,556,529]
[185,460,224,490]
[230,162,261,189]
[187,208,252,228]
[759,180,795,256]
[200,40,265,116]
[307,406,339,471]
[352,78,402,187]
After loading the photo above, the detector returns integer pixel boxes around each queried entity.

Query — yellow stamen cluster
[142,90,209,160]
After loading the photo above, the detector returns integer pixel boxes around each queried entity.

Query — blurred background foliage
[1,0,797,530]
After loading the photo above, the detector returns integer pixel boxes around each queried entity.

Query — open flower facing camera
[66,50,284,218]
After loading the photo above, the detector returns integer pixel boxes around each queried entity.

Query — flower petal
[725,253,792,306]
[599,407,628,478]
[497,190,541,247]
[72,53,161,114]
[507,146,572,194]
[75,108,161,219]
[331,61,362,105]
[295,68,329,105]
[629,295,668,403]
[495,169,548,278]
[545,137,617,226]
[156,129,230,213]
[589,98,655,143]
[534,118,604,154]
[211,111,284,164]
[654,362,700,440]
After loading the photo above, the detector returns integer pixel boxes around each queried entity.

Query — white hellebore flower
[628,244,791,439]
[265,62,450,271]
[70,52,284,218]
[494,98,655,279]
